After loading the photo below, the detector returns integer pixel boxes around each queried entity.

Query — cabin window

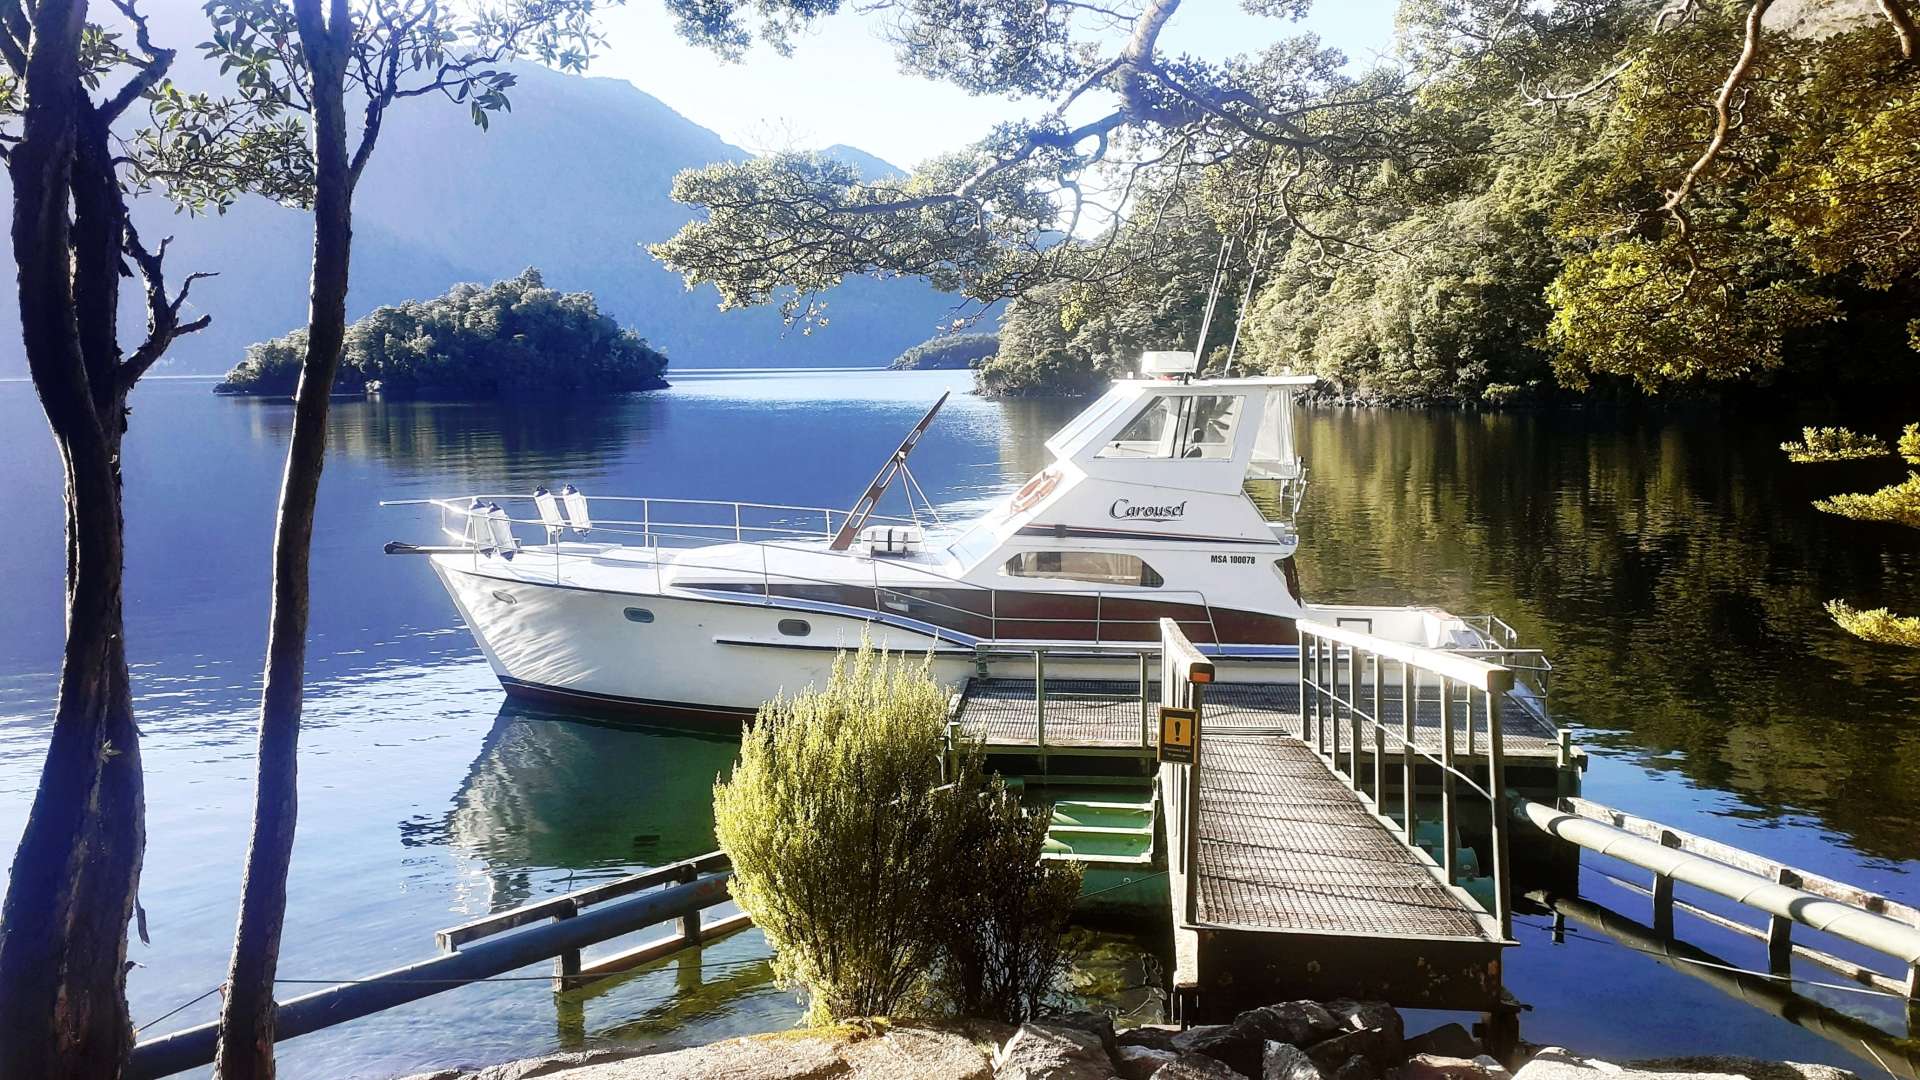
[1002,551,1164,587]
[1097,395,1243,460]
[623,607,655,623]
[778,619,812,637]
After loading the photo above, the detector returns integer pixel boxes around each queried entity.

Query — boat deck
[951,678,1562,760]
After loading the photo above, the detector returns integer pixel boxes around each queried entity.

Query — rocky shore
[405,1001,1860,1080]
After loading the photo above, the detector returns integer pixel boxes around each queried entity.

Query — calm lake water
[2,370,1918,1078]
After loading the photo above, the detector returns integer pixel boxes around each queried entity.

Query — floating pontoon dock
[951,622,1572,1040]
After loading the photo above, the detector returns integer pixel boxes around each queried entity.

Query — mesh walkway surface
[1190,736,1491,939]
[953,678,1560,758]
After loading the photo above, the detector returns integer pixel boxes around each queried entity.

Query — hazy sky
[587,0,1401,169]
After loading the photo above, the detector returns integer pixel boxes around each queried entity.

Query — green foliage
[934,782,1083,1024]
[889,333,999,370]
[645,0,1920,405]
[1812,473,1920,529]
[216,269,668,397]
[1538,8,1919,391]
[118,0,611,215]
[1789,421,1920,648]
[1823,601,1920,649]
[713,643,1079,1024]
[977,186,1246,396]
[1780,427,1891,464]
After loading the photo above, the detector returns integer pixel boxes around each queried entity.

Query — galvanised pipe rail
[1296,618,1517,937]
[1515,798,1920,1001]
[128,873,731,1080]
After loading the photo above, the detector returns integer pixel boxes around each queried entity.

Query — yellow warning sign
[1158,706,1198,764]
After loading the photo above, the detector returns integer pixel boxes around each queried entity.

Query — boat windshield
[1096,394,1243,460]
[1249,389,1299,479]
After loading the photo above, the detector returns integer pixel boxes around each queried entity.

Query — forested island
[887,332,999,370]
[215,269,669,398]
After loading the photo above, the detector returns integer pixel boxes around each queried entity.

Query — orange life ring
[1010,468,1060,513]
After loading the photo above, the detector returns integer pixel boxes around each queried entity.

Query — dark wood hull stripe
[1017,524,1282,546]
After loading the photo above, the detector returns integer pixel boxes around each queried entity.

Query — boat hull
[433,559,983,727]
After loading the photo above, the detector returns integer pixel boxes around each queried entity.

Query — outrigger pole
[828,390,951,551]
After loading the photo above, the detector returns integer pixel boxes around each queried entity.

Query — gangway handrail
[1298,618,1513,692]
[1295,618,1516,938]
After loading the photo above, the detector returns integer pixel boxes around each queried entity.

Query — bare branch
[1660,0,1773,231]
[119,225,217,387]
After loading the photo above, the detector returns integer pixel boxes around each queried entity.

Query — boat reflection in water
[430,700,738,910]
[418,701,801,1051]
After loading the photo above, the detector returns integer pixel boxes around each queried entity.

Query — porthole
[778,619,811,637]
[623,607,655,624]
[491,590,517,605]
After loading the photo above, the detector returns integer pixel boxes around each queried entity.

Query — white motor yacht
[387,362,1532,726]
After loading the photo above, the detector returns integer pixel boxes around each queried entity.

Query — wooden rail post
[1768,867,1800,972]
[552,902,582,992]
[1653,829,1681,937]
[1438,677,1457,884]
[1401,660,1417,843]
[676,864,704,949]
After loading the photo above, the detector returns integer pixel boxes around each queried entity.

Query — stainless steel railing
[1297,618,1517,938]
[385,497,1226,649]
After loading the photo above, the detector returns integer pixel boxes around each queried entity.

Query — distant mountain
[0,20,974,379]
[821,144,908,181]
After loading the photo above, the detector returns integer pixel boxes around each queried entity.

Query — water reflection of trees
[407,702,738,911]
[235,394,660,480]
[1292,408,1920,861]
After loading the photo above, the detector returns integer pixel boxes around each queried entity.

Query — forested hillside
[0,7,965,379]
[973,0,1918,402]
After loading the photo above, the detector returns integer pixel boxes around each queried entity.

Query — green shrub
[934,763,1084,1024]
[714,642,1081,1024]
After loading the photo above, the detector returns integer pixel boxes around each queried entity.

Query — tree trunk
[213,2,353,1074]
[0,1,149,1076]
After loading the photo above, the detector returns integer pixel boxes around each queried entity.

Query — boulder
[1040,1009,1120,1061]
[1405,1026,1479,1061]
[1328,1055,1379,1080]
[1627,1060,1857,1080]
[1307,1029,1397,1073]
[994,1023,1114,1080]
[469,1023,994,1079]
[1513,1049,1853,1080]
[1236,1002,1341,1047]
[1172,1024,1265,1077]
[1325,1002,1404,1048]
[1149,1052,1250,1080]
[1263,1040,1324,1080]
[1399,1055,1509,1080]
[1119,1027,1181,1053]
[1116,1046,1182,1080]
